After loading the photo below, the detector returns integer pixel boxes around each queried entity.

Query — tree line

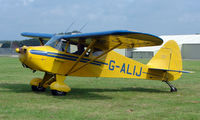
[0,31,81,48]
[0,39,43,48]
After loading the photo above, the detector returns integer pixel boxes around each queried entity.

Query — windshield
[45,36,68,52]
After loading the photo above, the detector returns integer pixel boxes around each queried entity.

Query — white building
[69,34,200,59]
[124,34,200,59]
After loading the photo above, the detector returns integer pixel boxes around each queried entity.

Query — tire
[51,90,66,96]
[31,85,46,92]
[170,87,177,92]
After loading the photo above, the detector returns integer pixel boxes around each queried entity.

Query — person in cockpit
[92,48,103,56]
[73,42,85,55]
[73,38,86,55]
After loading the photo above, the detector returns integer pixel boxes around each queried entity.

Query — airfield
[0,56,200,120]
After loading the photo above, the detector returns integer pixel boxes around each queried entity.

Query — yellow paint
[30,78,42,86]
[16,48,20,53]
[50,75,71,92]
[147,40,182,80]
[18,40,182,80]
[17,40,183,92]
[68,34,163,50]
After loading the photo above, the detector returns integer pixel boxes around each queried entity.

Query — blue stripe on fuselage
[30,50,107,66]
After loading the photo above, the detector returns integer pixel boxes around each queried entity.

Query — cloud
[1,0,200,40]
[178,13,200,23]
[22,0,35,6]
[0,0,35,8]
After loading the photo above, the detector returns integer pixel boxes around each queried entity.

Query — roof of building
[134,34,200,52]
[160,34,200,44]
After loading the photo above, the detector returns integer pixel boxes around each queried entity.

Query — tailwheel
[164,81,177,92]
[31,85,46,92]
[51,90,67,96]
[170,87,177,92]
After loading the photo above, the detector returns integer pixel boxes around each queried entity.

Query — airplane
[15,30,189,96]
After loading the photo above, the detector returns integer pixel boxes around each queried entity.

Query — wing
[21,32,54,40]
[21,30,163,50]
[60,30,163,50]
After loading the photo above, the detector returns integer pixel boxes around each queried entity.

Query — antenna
[79,22,88,32]
[65,21,76,33]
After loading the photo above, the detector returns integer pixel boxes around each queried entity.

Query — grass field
[0,57,200,120]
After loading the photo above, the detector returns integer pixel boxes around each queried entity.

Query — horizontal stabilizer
[149,68,193,73]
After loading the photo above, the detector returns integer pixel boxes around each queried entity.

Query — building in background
[124,34,200,59]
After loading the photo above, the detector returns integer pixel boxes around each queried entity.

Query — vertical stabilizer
[147,40,182,80]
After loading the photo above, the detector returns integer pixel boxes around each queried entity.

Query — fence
[0,48,17,55]
[132,51,154,59]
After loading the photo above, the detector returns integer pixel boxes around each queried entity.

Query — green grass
[0,57,200,120]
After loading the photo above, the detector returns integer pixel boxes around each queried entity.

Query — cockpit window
[45,36,69,52]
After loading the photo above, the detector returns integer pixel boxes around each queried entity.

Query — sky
[0,0,200,40]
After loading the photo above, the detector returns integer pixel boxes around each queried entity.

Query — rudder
[147,40,182,81]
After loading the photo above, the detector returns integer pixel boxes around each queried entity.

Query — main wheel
[170,87,177,92]
[51,90,67,96]
[31,85,46,92]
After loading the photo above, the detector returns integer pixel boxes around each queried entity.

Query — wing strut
[67,40,122,75]
[65,40,96,76]
[39,38,44,46]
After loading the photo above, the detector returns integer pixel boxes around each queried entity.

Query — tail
[147,40,183,81]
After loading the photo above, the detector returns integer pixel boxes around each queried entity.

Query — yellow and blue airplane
[16,30,189,96]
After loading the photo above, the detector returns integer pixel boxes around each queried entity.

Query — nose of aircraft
[16,48,20,53]
[15,46,27,54]
[15,46,29,64]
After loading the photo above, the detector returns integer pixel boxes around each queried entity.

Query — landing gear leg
[50,75,71,96]
[30,72,54,92]
[164,81,177,92]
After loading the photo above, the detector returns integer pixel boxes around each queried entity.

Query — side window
[69,44,77,53]
[54,39,66,52]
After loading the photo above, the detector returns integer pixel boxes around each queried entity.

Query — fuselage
[17,45,155,80]
[16,35,180,81]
